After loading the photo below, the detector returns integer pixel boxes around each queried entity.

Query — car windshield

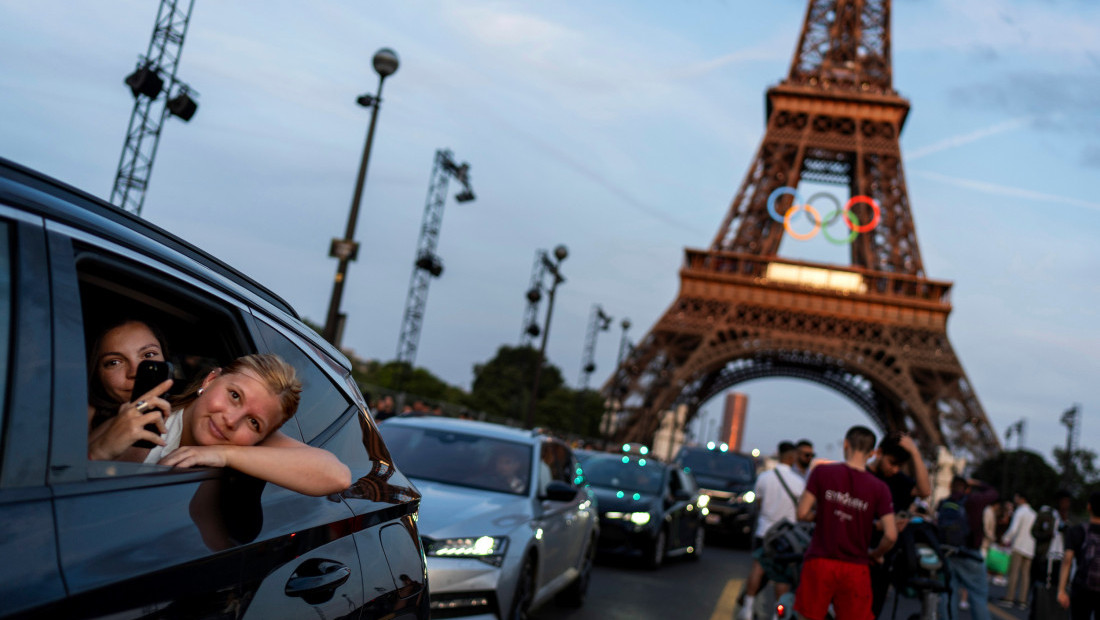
[379,424,533,496]
[581,456,664,494]
[679,449,755,484]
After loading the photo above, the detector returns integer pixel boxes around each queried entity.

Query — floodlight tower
[578,305,613,391]
[519,250,548,346]
[111,0,199,216]
[395,149,475,370]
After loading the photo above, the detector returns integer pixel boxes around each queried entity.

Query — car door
[663,465,690,550]
[44,226,369,619]
[0,210,67,618]
[249,315,427,618]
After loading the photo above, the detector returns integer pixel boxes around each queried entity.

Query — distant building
[720,392,748,453]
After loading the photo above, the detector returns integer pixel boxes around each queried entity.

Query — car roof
[381,416,543,445]
[0,156,297,318]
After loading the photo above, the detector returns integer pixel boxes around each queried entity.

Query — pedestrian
[1000,492,1038,610]
[1056,490,1100,618]
[934,475,999,620]
[795,439,815,480]
[867,431,932,618]
[738,441,805,620]
[1031,489,1074,619]
[794,425,897,620]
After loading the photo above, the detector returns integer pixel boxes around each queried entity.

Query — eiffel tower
[607,0,999,459]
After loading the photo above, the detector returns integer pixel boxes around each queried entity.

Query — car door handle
[285,559,352,599]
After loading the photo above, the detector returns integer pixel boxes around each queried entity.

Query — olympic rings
[765,186,881,241]
[783,204,821,240]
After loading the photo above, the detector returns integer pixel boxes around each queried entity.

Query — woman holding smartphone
[86,320,350,497]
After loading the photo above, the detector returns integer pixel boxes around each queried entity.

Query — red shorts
[794,557,873,620]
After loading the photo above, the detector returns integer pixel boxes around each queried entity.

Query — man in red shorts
[795,426,897,620]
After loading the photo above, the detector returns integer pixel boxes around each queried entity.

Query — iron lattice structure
[578,304,613,391]
[606,0,999,460]
[111,0,196,216]
[395,149,473,369]
[519,250,548,347]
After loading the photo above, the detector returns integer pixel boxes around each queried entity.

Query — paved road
[530,541,1034,620]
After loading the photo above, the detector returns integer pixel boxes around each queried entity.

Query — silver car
[378,417,598,620]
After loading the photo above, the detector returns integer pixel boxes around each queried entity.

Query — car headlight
[604,512,652,526]
[743,491,756,503]
[697,495,711,508]
[425,536,509,566]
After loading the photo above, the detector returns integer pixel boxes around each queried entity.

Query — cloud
[906,116,1032,162]
[910,170,1100,213]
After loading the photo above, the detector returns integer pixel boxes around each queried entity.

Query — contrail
[907,116,1032,162]
[910,170,1100,213]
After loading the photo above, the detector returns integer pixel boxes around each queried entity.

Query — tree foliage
[353,359,465,404]
[973,449,1062,507]
[469,345,606,436]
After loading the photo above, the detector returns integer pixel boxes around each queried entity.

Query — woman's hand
[87,379,173,461]
[158,445,231,469]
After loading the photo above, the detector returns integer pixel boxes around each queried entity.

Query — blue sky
[2,0,1098,464]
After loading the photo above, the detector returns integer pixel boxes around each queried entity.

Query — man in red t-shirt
[794,426,897,620]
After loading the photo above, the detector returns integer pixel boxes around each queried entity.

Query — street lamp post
[322,47,399,346]
[524,244,568,429]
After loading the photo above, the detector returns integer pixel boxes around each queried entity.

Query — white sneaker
[737,595,755,620]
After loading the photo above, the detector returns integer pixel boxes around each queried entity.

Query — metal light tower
[524,245,568,429]
[111,0,199,216]
[578,305,613,391]
[519,250,548,346]
[395,149,475,371]
[322,48,400,347]
[1060,404,1081,485]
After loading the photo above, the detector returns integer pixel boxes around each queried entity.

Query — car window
[679,448,755,484]
[581,456,664,495]
[537,440,573,495]
[0,221,10,444]
[378,424,533,496]
[73,247,254,473]
[252,319,352,443]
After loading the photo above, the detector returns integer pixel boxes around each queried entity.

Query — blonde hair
[175,353,302,428]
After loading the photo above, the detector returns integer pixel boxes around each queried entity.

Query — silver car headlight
[425,536,509,566]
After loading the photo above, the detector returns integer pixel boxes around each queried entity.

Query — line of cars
[377,415,763,619]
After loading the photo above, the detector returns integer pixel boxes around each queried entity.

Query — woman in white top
[88,350,350,497]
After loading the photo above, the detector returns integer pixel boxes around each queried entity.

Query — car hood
[694,473,753,495]
[413,478,533,539]
[591,487,659,513]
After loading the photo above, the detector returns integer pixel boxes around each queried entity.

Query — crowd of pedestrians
[734,426,1100,620]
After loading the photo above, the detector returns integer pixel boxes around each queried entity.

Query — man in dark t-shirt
[1057,491,1100,619]
[795,426,896,620]
[867,432,931,617]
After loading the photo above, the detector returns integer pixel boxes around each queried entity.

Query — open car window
[74,245,253,476]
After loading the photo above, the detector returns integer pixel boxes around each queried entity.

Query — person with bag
[1031,490,1073,620]
[1057,491,1100,619]
[933,476,998,620]
[738,441,806,620]
[1001,492,1039,610]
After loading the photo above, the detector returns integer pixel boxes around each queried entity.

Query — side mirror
[542,480,579,503]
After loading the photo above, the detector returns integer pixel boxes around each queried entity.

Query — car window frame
[43,221,263,487]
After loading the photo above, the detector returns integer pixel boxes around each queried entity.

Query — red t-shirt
[804,462,894,565]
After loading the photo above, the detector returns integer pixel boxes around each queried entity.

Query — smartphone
[131,360,173,449]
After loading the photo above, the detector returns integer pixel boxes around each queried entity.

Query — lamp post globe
[373,48,399,78]
[553,244,569,262]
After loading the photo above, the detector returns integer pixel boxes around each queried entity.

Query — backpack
[1085,526,1100,591]
[1031,507,1057,559]
[936,496,970,549]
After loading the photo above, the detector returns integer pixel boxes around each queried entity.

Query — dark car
[0,157,429,619]
[581,453,706,569]
[676,444,758,545]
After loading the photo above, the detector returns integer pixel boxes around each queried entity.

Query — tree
[353,359,466,404]
[470,345,565,424]
[973,449,1061,507]
[1053,446,1099,497]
